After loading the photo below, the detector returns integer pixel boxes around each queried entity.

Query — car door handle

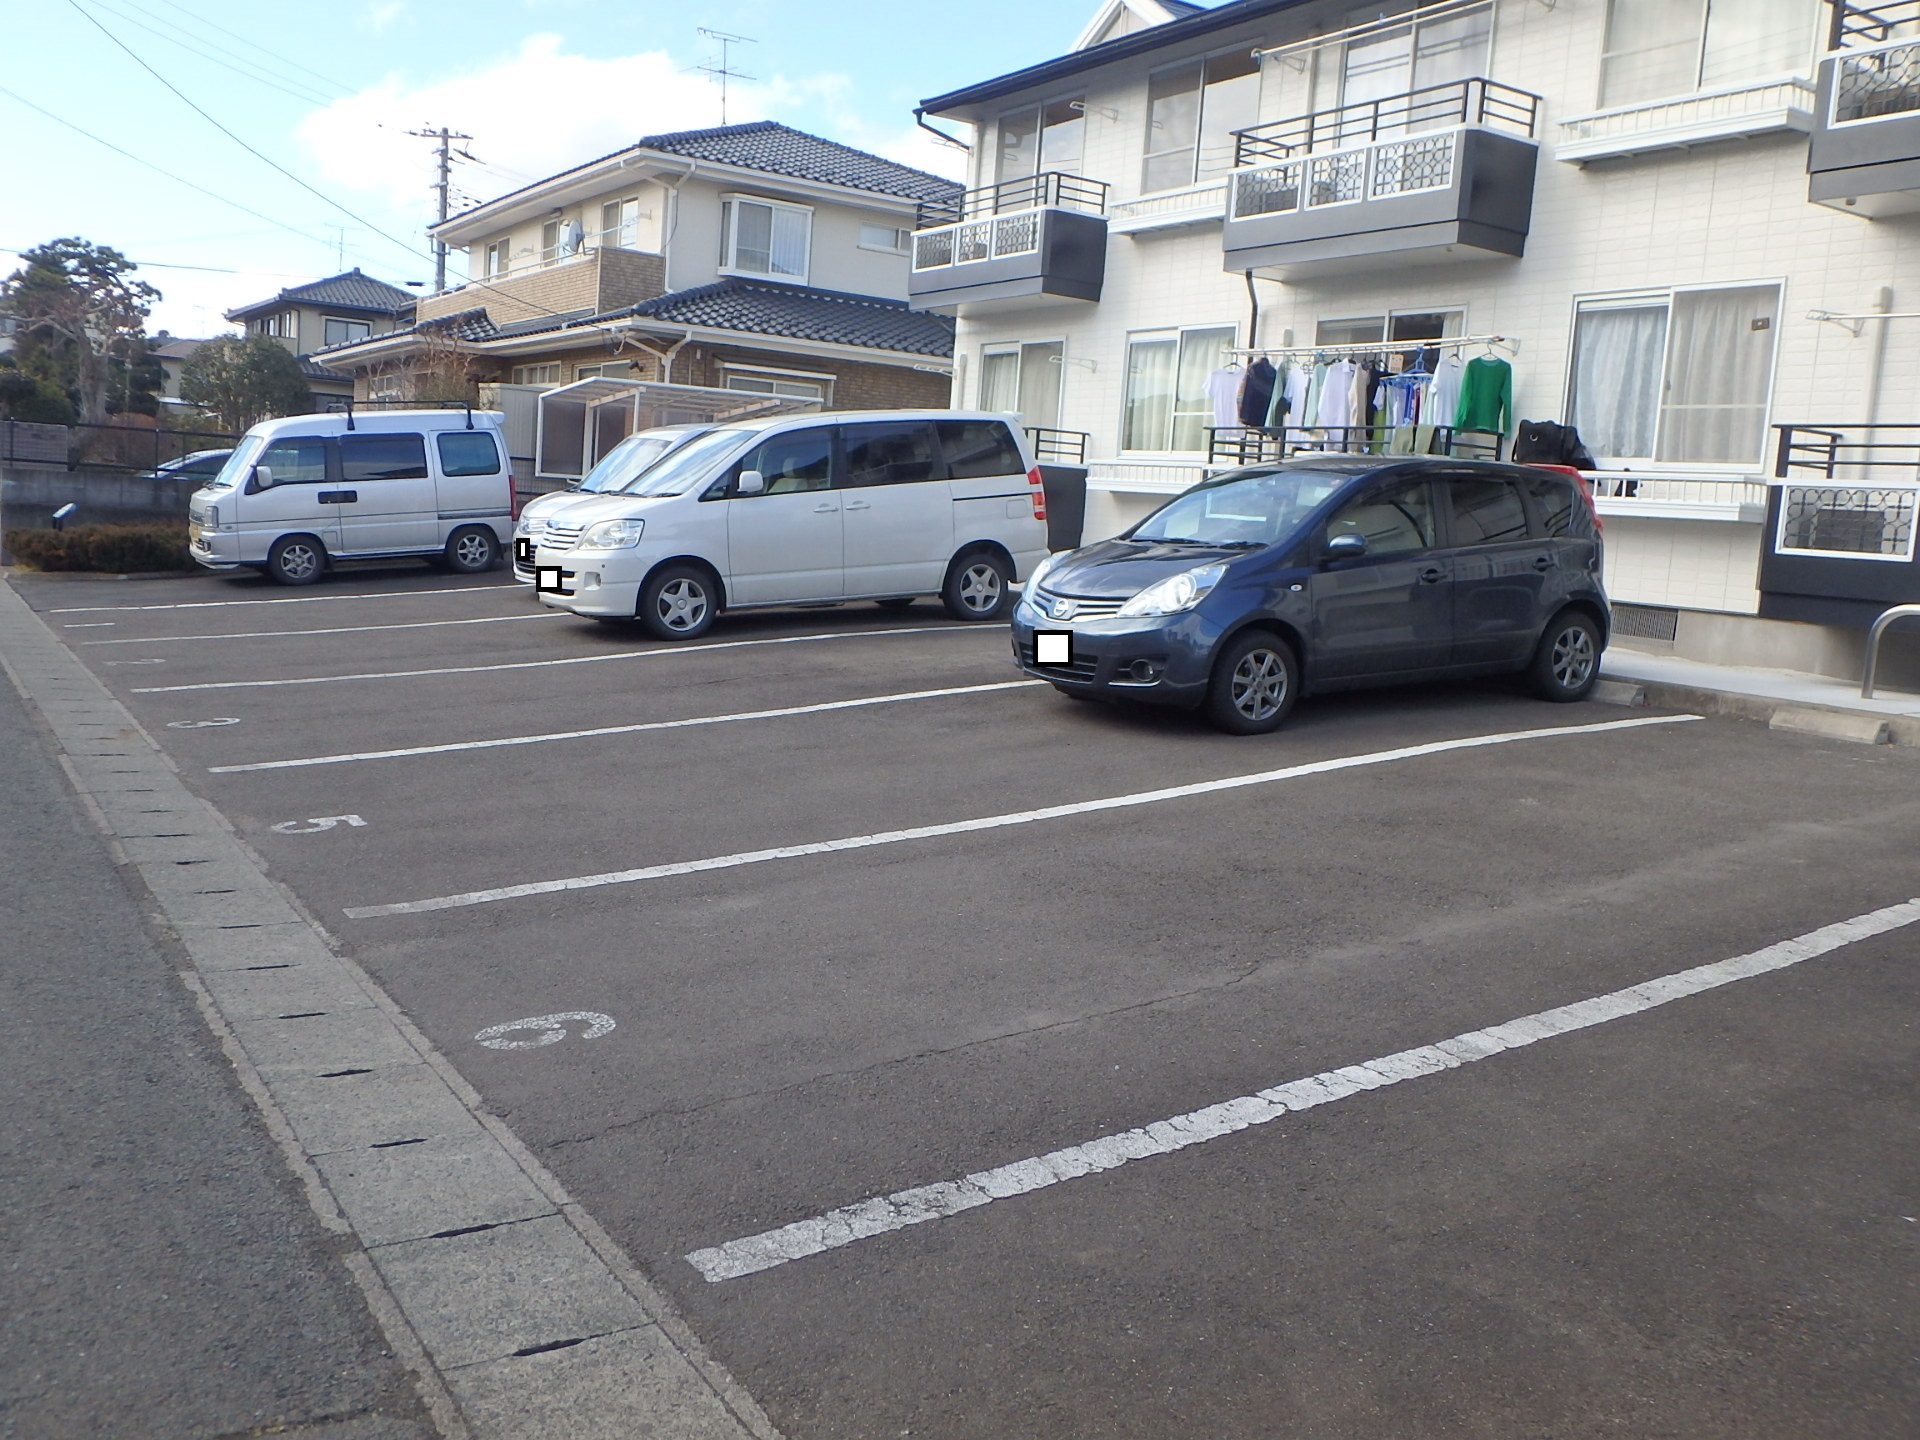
[1532,554,1555,571]
[843,499,871,511]
[317,490,357,504]
[1418,565,1447,584]
[813,501,838,513]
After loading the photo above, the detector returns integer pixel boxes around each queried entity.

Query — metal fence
[2,419,238,474]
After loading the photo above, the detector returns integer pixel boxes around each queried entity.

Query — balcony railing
[1775,422,1920,478]
[1230,128,1474,219]
[1206,426,1504,466]
[912,210,1046,270]
[1830,0,1920,50]
[1557,77,1817,160]
[1830,37,1920,123]
[1026,426,1090,465]
[1232,78,1541,166]
[914,172,1109,229]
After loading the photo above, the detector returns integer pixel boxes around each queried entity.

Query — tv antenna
[695,27,756,125]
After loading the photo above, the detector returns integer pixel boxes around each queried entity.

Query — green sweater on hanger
[1454,355,1512,435]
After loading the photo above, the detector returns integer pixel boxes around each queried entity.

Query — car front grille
[541,522,583,554]
[1016,638,1099,681]
[1031,586,1126,620]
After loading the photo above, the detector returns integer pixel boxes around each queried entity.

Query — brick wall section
[415,248,666,329]
[676,344,951,410]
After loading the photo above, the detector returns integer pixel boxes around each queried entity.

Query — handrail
[1774,422,1920,478]
[915,172,1110,229]
[1232,77,1541,166]
[1829,0,1920,50]
[1861,603,1920,697]
[1206,425,1504,464]
[1025,426,1090,465]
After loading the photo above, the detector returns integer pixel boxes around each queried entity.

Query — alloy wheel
[656,577,708,632]
[1230,648,1289,721]
[1550,625,1596,691]
[957,563,1002,614]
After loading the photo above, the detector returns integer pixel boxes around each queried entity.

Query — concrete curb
[0,578,782,1440]
[1617,675,1920,747]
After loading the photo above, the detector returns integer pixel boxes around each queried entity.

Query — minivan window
[340,432,429,481]
[258,436,329,485]
[936,419,1025,480]
[437,431,502,477]
[1446,476,1529,545]
[1133,468,1345,547]
[734,427,834,495]
[1327,479,1436,557]
[844,421,942,487]
[570,431,682,493]
[620,427,753,498]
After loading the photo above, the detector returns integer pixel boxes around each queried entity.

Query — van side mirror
[1323,531,1367,562]
[735,469,766,496]
[250,465,275,492]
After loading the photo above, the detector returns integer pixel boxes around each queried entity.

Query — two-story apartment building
[225,269,417,409]
[913,0,1920,674]
[317,123,962,473]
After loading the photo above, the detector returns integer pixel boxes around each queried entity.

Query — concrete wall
[0,465,192,563]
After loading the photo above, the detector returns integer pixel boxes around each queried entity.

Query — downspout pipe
[914,108,973,152]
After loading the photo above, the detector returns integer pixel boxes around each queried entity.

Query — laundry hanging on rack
[1454,354,1513,436]
[1239,357,1277,428]
[1316,359,1359,429]
[1206,365,1244,430]
[1429,354,1467,432]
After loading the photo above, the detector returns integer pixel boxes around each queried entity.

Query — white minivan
[531,410,1049,638]
[187,408,514,585]
[511,423,716,583]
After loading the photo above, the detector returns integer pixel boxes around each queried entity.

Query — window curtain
[769,208,808,278]
[1016,342,1064,431]
[1123,338,1177,450]
[1700,0,1816,85]
[1601,0,1706,104]
[1657,285,1779,465]
[1569,303,1667,461]
[979,351,1021,413]
[1144,63,1203,191]
[1172,328,1235,452]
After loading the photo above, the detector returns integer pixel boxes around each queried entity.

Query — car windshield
[576,430,700,494]
[619,426,755,497]
[206,435,264,490]
[1131,468,1349,549]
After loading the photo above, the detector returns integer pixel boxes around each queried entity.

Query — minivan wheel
[1204,631,1299,735]
[266,534,326,586]
[638,564,716,641]
[941,550,1011,622]
[444,525,499,574]
[1529,610,1601,702]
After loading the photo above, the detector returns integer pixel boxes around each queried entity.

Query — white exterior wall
[942,0,1920,616]
[662,176,917,298]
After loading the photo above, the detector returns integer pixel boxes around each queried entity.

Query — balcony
[1556,77,1816,164]
[907,172,1110,313]
[1809,0,1920,215]
[1760,424,1920,624]
[418,245,665,329]
[1220,80,1541,280]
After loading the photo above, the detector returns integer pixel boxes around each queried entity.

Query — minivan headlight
[580,518,645,549]
[1115,563,1225,618]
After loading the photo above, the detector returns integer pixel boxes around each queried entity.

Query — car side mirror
[249,465,275,492]
[735,469,766,496]
[1323,531,1367,562]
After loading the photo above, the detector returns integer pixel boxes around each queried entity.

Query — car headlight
[1115,563,1225,618]
[514,516,539,537]
[580,518,645,549]
[1023,550,1066,596]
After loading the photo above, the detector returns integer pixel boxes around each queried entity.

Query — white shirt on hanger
[1316,360,1358,429]
[1430,354,1467,430]
[1206,367,1244,429]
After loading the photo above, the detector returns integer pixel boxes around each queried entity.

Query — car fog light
[583,571,601,588]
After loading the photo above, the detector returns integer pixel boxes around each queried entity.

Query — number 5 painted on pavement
[272,813,369,835]
[475,1012,616,1051]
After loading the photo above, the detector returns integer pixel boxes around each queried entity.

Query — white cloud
[361,0,407,35]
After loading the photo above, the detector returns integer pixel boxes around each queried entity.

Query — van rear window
[341,433,428,481]
[437,431,502,477]
[936,420,1025,480]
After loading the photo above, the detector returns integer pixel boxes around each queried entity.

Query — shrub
[8,521,191,572]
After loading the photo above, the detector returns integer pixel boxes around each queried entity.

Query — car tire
[444,525,500,574]
[265,534,326,587]
[874,597,916,611]
[941,550,1011,622]
[1203,631,1299,735]
[638,563,717,641]
[1528,610,1601,702]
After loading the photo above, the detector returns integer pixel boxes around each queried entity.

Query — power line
[81,0,339,108]
[139,0,354,97]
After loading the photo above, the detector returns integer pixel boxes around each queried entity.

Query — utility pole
[409,125,472,294]
[695,28,756,126]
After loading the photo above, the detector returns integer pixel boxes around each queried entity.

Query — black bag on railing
[1512,419,1596,469]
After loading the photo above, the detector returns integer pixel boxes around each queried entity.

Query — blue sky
[3,0,1118,336]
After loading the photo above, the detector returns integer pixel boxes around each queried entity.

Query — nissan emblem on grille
[1051,597,1077,620]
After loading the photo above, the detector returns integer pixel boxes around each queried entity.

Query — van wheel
[445,525,499,574]
[941,550,1011,622]
[266,535,326,586]
[1203,631,1298,735]
[638,564,717,641]
[1528,610,1601,701]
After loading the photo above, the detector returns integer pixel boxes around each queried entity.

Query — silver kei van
[187,408,514,585]
[529,410,1051,639]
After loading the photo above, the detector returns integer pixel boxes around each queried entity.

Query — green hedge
[9,522,193,573]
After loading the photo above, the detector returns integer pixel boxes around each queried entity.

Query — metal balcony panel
[1555,77,1816,163]
[1220,128,1536,279]
[1808,44,1920,215]
[907,208,1107,312]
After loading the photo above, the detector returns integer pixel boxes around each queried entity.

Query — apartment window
[979,341,1064,430]
[1599,0,1817,106]
[859,223,912,254]
[721,196,811,281]
[1340,2,1493,118]
[722,369,829,401]
[1122,325,1236,452]
[1315,310,1464,348]
[323,316,371,347]
[600,197,642,249]
[484,240,510,278]
[1567,284,1781,465]
[540,219,561,265]
[996,99,1087,184]
[511,363,563,386]
[1143,51,1260,192]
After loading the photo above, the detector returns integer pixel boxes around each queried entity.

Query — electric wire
[138,0,355,97]
[80,0,340,108]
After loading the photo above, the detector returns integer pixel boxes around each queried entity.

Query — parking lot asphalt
[10,561,1920,1440]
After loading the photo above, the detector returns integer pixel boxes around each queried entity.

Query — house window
[483,240,510,278]
[1122,325,1236,452]
[1599,0,1817,107]
[1143,51,1260,192]
[721,196,811,281]
[996,99,1087,185]
[575,362,630,380]
[1339,1,1493,128]
[323,317,371,347]
[722,368,830,401]
[1567,284,1781,465]
[254,311,294,339]
[541,220,561,265]
[859,223,912,254]
[1315,310,1464,349]
[979,341,1064,430]
[511,363,564,385]
[599,197,642,249]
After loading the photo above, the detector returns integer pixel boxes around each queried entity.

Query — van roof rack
[342,397,476,430]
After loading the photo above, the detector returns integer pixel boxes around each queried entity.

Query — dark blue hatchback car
[1011,457,1609,734]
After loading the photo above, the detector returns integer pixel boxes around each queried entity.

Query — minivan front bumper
[529,542,650,617]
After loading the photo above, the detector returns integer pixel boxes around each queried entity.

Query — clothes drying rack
[1223,333,1518,362]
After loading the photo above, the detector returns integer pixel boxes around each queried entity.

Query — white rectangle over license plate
[1034,630,1072,665]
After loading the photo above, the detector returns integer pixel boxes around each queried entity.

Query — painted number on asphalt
[271,813,369,835]
[103,658,165,666]
[168,717,241,728]
[475,1011,616,1051]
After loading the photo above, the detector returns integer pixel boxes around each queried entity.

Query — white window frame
[574,362,631,380]
[598,197,644,249]
[511,362,564,386]
[540,220,562,266]
[720,194,813,283]
[978,339,1067,431]
[1142,49,1262,195]
[323,315,371,348]
[483,239,510,278]
[1120,322,1239,456]
[858,222,913,255]
[1597,0,1819,108]
[1565,280,1784,471]
[720,363,832,402]
[1312,309,1468,348]
[254,311,295,339]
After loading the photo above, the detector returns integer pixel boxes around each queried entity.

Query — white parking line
[686,897,1920,1282]
[50,584,511,613]
[84,613,564,645]
[129,625,985,693]
[211,681,1045,772]
[343,713,1702,919]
